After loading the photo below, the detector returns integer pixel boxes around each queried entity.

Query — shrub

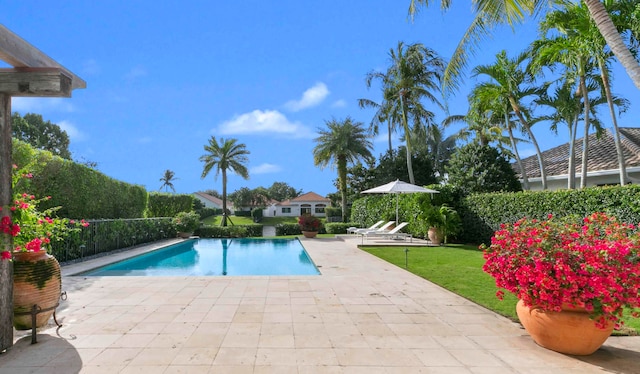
[172,211,201,233]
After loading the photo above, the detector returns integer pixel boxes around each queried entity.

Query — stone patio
[1,236,639,373]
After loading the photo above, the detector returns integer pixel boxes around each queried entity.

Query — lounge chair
[353,221,395,235]
[362,222,412,243]
[347,220,385,234]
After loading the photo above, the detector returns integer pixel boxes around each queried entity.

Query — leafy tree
[230,187,270,209]
[374,148,438,188]
[407,0,640,91]
[267,182,301,202]
[199,137,250,227]
[446,143,522,194]
[313,117,374,222]
[11,113,71,159]
[159,169,177,192]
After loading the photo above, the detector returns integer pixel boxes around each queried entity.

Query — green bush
[325,222,358,234]
[251,208,263,223]
[147,193,195,217]
[195,224,262,238]
[172,211,201,232]
[196,207,218,219]
[234,210,252,217]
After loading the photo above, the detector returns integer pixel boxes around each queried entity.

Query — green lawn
[361,244,640,335]
[201,215,299,226]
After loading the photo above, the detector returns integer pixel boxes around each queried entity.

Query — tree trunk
[0,93,14,352]
[584,0,640,90]
[399,96,415,184]
[338,157,348,222]
[568,115,578,190]
[510,97,546,189]
[599,60,627,186]
[506,113,529,190]
[580,74,591,189]
[221,170,228,227]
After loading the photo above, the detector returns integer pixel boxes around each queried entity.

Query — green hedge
[325,222,358,234]
[13,139,147,219]
[147,193,195,217]
[275,223,327,236]
[459,185,640,245]
[195,224,262,238]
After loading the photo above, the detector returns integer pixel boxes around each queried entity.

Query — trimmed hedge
[459,185,640,245]
[325,222,358,234]
[275,223,327,236]
[147,193,195,217]
[195,224,262,238]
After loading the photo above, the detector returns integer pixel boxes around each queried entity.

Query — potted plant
[420,204,460,245]
[172,211,201,238]
[481,212,640,355]
[2,164,88,330]
[298,214,323,238]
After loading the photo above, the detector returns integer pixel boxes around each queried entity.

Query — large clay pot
[301,231,318,238]
[177,232,193,239]
[13,251,62,330]
[428,227,443,245]
[516,300,613,355]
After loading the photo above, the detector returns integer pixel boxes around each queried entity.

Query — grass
[361,244,640,335]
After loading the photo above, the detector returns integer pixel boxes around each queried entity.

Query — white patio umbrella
[361,179,439,225]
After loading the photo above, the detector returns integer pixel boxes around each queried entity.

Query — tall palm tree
[543,1,632,186]
[472,50,547,189]
[313,117,374,222]
[159,169,177,192]
[367,41,445,184]
[199,137,250,227]
[407,0,640,91]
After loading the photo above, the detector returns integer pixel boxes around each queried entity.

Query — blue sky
[4,1,639,197]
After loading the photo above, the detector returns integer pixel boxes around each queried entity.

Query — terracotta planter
[516,299,613,355]
[177,232,193,238]
[301,231,318,238]
[428,227,443,245]
[13,251,62,330]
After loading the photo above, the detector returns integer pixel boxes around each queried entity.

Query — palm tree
[472,50,547,189]
[407,0,640,91]
[367,41,445,184]
[159,169,177,192]
[199,137,250,227]
[313,117,374,222]
[543,1,632,186]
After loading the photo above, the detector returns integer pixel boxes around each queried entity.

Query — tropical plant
[472,50,547,189]
[363,41,445,184]
[159,169,177,192]
[407,0,640,91]
[482,212,640,329]
[172,211,201,233]
[313,117,373,222]
[199,137,250,227]
[419,204,461,244]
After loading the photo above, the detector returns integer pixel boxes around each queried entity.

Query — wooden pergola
[0,24,85,352]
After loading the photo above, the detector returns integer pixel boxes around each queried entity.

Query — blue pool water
[81,238,320,276]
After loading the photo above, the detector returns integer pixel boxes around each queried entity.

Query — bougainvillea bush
[481,212,640,329]
[298,214,323,232]
[0,164,87,260]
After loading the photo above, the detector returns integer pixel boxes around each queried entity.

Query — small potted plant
[481,212,640,355]
[420,204,460,245]
[298,214,323,238]
[172,211,201,238]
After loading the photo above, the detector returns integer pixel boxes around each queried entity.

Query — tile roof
[193,192,233,208]
[515,127,640,178]
[291,191,331,203]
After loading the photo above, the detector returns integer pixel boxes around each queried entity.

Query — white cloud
[11,97,75,113]
[125,65,147,80]
[218,109,313,137]
[331,99,347,108]
[284,82,329,112]
[251,163,282,174]
[58,120,85,141]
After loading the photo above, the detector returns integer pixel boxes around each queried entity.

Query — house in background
[515,127,640,191]
[193,192,234,213]
[270,192,330,218]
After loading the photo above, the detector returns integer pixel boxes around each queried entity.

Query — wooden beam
[0,68,72,97]
[0,24,86,90]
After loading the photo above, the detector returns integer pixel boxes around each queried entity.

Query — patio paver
[1,236,639,373]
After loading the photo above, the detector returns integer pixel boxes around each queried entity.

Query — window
[281,207,291,213]
[315,204,326,214]
[301,204,311,215]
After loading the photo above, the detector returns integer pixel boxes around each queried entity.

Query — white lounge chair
[347,220,385,234]
[353,221,395,235]
[362,222,412,243]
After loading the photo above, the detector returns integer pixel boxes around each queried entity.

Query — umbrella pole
[395,194,399,226]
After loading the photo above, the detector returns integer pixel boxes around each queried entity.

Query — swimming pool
[80,238,320,276]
